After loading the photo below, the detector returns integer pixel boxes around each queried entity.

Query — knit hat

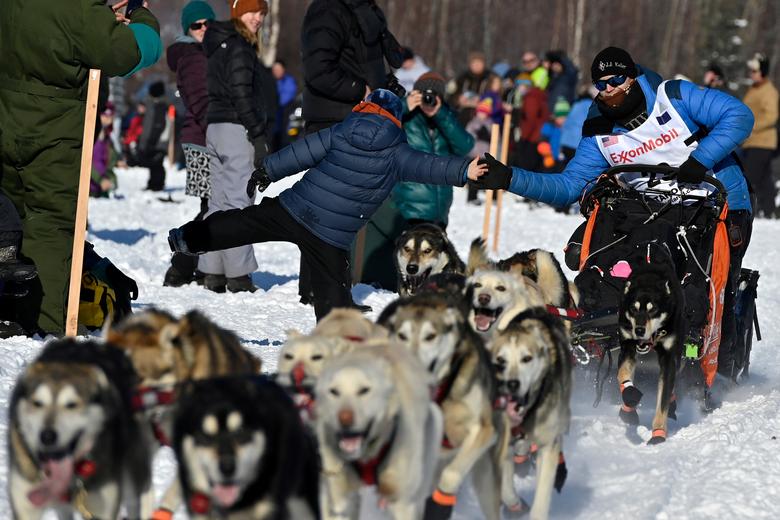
[101,101,116,117]
[182,1,216,34]
[553,97,571,118]
[591,46,638,81]
[366,89,403,121]
[514,73,532,87]
[230,0,268,19]
[413,72,446,99]
[148,81,166,98]
[476,97,493,116]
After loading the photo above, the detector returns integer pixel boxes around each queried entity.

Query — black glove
[252,135,269,170]
[246,167,272,198]
[677,156,707,184]
[472,153,512,190]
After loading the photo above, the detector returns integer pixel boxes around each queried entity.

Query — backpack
[79,243,138,329]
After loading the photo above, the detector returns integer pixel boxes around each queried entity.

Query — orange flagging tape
[432,489,457,506]
[151,509,174,520]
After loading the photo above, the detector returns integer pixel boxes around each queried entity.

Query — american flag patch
[601,135,619,147]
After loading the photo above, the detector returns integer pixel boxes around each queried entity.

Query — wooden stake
[481,123,500,240]
[492,113,512,252]
[167,105,176,168]
[66,69,102,337]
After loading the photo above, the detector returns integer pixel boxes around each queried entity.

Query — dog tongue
[475,314,494,331]
[506,400,525,424]
[27,457,74,506]
[213,484,240,508]
[338,436,363,455]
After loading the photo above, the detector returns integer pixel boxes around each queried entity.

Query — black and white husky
[8,338,153,519]
[618,261,685,444]
[394,223,465,296]
[173,376,319,519]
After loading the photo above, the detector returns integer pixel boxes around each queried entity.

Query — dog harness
[350,422,398,486]
[131,386,176,446]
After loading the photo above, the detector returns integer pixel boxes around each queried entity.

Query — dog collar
[189,492,211,515]
[132,386,176,411]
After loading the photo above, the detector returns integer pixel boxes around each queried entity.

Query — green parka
[0,0,160,334]
[393,103,474,225]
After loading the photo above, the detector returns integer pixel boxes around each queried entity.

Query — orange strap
[701,203,731,388]
[432,489,457,506]
[558,452,565,464]
[579,201,600,270]
[621,404,636,413]
[151,509,174,520]
[651,428,667,439]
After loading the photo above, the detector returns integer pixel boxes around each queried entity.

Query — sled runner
[564,164,760,399]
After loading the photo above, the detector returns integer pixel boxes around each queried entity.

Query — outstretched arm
[263,128,334,181]
[507,137,608,207]
[394,144,471,186]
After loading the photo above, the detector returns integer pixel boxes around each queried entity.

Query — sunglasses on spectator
[593,75,628,91]
[189,21,209,30]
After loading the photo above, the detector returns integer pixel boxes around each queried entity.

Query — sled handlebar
[601,164,727,196]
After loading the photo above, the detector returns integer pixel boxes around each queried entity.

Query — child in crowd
[90,103,118,198]
[169,89,487,320]
[464,97,495,204]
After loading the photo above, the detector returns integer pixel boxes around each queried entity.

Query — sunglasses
[593,75,628,91]
[189,20,209,30]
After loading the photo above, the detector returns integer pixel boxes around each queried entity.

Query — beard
[596,80,645,120]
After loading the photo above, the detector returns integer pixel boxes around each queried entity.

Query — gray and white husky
[8,338,153,520]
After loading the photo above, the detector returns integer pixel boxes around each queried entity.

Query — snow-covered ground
[1,166,778,519]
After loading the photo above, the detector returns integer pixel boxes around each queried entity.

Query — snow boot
[204,274,227,293]
[0,245,36,283]
[163,265,194,287]
[227,275,257,293]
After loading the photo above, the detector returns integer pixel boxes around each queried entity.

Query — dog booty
[423,491,456,520]
[619,406,640,426]
[554,452,568,492]
[620,380,643,408]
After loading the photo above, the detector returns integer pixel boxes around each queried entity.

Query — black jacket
[203,21,277,140]
[301,0,398,125]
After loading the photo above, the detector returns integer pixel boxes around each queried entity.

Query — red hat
[230,0,268,19]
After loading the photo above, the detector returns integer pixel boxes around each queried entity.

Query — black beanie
[148,81,166,99]
[591,47,638,81]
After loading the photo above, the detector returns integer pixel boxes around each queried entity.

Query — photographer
[394,72,475,228]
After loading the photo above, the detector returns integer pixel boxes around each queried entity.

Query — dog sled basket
[566,165,730,387]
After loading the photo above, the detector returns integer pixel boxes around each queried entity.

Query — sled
[563,164,760,402]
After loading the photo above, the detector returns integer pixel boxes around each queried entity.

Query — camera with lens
[385,73,407,99]
[421,89,438,107]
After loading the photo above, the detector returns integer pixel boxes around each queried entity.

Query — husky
[468,238,578,309]
[315,344,443,519]
[490,307,573,520]
[467,269,544,336]
[277,309,387,423]
[9,338,153,520]
[173,376,319,519]
[109,309,260,516]
[394,223,465,297]
[618,261,685,444]
[378,292,523,519]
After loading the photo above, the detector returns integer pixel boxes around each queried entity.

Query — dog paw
[668,399,677,420]
[621,385,643,408]
[619,407,640,426]
[503,499,531,518]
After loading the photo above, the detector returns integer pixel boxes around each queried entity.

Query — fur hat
[230,0,268,19]
[413,72,446,99]
[181,1,215,35]
[591,46,638,81]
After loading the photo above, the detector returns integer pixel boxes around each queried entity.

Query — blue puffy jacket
[265,107,470,250]
[508,67,755,212]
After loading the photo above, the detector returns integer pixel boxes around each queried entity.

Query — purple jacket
[166,36,209,147]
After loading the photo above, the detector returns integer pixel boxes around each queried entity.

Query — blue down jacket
[508,67,755,212]
[265,108,470,250]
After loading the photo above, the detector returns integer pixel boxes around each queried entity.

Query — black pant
[742,148,776,216]
[141,150,166,191]
[171,198,209,275]
[717,208,754,378]
[183,197,352,320]
[0,191,22,248]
